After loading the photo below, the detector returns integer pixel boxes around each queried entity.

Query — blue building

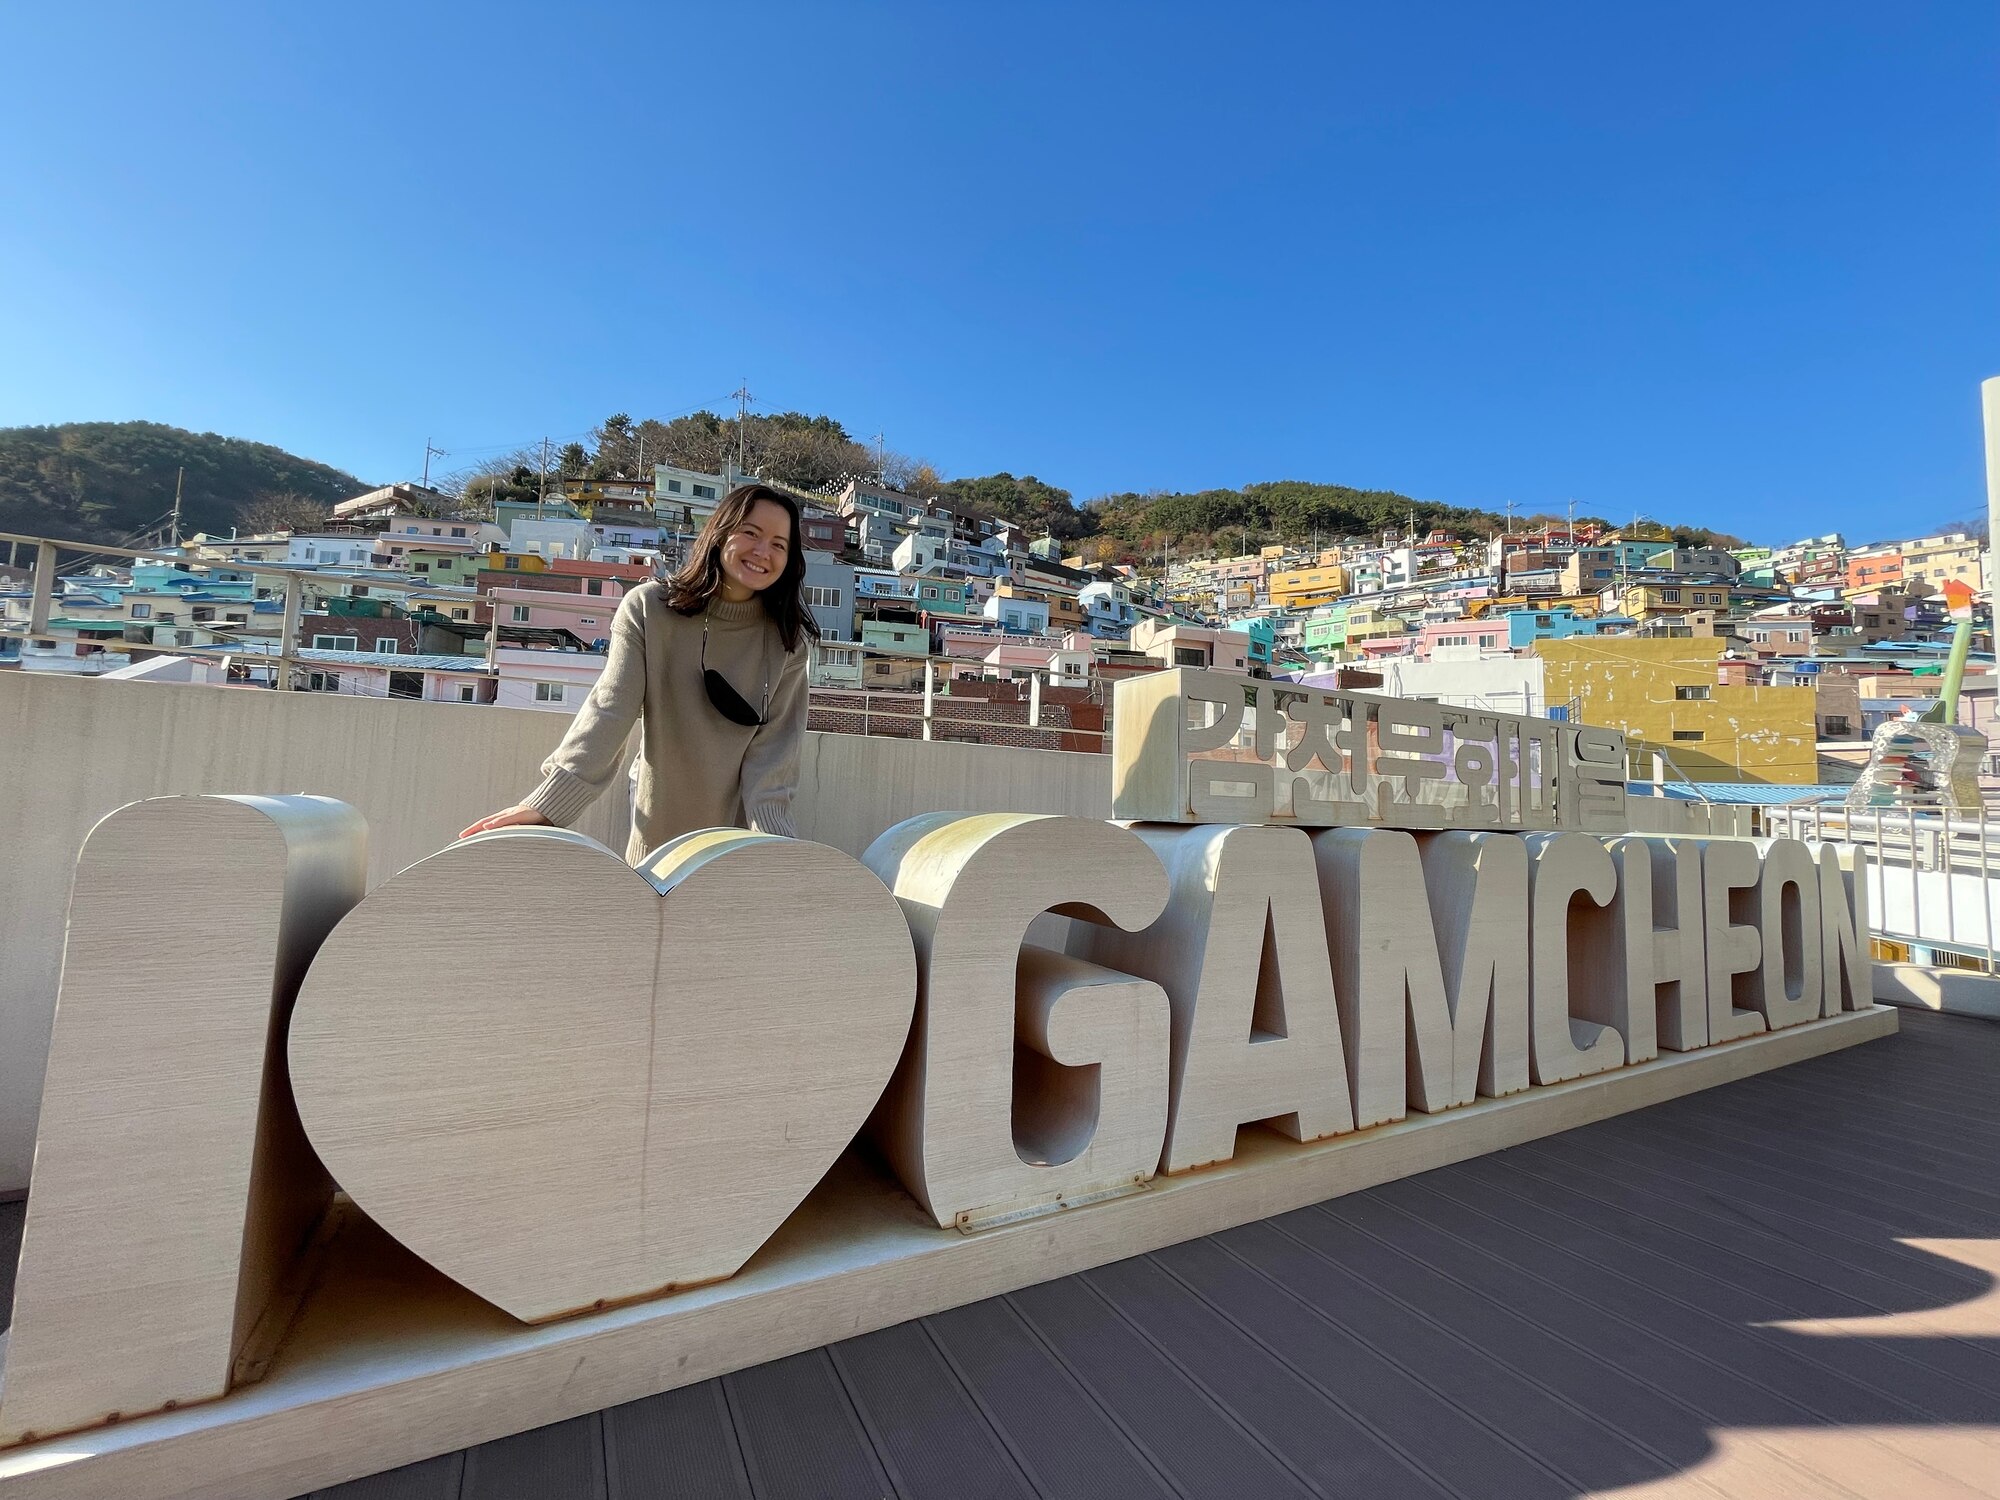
[1503,606,1636,650]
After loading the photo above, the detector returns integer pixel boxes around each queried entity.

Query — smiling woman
[460,485,822,862]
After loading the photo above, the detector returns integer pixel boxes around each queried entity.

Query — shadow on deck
[8,1012,1999,1499]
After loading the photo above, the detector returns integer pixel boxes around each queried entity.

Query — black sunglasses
[701,620,769,727]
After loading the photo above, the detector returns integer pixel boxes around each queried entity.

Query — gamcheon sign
[0,668,1889,1500]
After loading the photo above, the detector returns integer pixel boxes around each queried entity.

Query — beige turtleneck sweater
[521,583,808,863]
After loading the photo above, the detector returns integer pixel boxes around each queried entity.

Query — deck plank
[77,1006,1998,1500]
[603,1383,752,1500]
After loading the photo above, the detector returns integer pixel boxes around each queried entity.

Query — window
[535,682,566,703]
[312,634,360,650]
[510,605,531,623]
[805,586,842,608]
[1671,730,1705,742]
[1674,685,1711,700]
[587,578,604,596]
[375,639,399,654]
[458,685,477,703]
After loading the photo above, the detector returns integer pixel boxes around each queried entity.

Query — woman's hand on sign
[459,806,554,839]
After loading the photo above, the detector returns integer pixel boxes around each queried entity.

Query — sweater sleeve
[739,645,809,838]
[519,587,650,827]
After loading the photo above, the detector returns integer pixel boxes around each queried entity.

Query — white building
[1368,646,1546,716]
[492,645,608,712]
[653,464,737,531]
[505,520,597,565]
[285,534,379,568]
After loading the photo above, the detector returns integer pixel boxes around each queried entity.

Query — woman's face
[717,499,792,599]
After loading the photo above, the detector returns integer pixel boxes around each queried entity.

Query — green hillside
[0,422,371,547]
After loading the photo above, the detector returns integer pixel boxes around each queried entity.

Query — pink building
[1413,618,1509,661]
[947,638,1094,684]
[488,586,620,646]
[295,649,497,705]
[1355,634,1419,661]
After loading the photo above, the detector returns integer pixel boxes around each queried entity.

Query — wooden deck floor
[6,1010,2000,1498]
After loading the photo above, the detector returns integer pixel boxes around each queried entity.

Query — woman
[461,483,820,862]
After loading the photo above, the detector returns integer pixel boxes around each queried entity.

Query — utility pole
[422,440,447,490]
[732,381,753,477]
[170,467,183,548]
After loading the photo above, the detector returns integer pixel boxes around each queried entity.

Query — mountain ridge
[0,421,371,547]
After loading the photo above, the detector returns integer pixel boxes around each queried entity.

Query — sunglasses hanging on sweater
[700,618,769,728]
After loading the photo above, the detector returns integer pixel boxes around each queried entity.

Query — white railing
[1767,799,2000,973]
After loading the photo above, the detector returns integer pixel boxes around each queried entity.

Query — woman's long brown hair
[664,483,823,651]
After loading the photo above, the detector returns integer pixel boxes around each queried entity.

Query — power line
[430,394,737,462]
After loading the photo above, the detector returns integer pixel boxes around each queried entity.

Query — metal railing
[1766,799,2000,974]
[3,526,1120,747]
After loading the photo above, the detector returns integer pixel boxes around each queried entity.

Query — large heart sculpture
[287,827,917,1323]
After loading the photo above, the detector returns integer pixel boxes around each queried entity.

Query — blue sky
[2,2,1994,544]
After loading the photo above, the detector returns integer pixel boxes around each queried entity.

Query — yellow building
[1603,581,1730,623]
[1267,564,1350,609]
[1901,533,1982,587]
[1535,637,1817,784]
[1341,607,1408,649]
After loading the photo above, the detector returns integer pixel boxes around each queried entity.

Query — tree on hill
[0,421,369,546]
[595,408,880,494]
[239,491,333,535]
[499,402,1758,563]
[935,472,1090,541]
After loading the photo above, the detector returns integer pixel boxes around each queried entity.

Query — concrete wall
[0,671,1747,1195]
